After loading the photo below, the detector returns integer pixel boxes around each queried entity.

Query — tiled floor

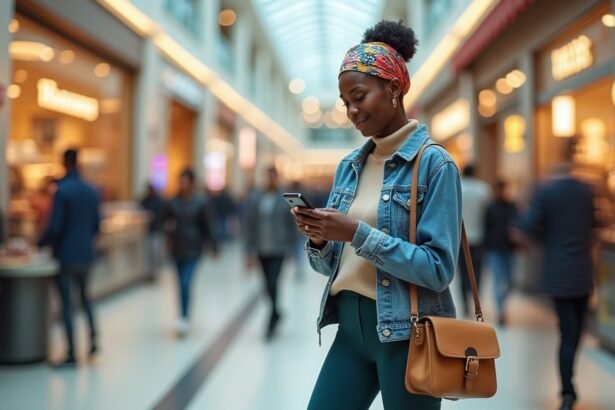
[0,242,614,410]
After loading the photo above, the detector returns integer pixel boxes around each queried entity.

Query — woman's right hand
[290,207,326,248]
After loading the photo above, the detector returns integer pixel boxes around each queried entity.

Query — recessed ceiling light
[7,84,21,99]
[219,9,237,26]
[8,19,19,34]
[94,63,111,78]
[302,96,320,114]
[602,14,615,27]
[14,69,28,83]
[59,50,75,64]
[289,78,305,94]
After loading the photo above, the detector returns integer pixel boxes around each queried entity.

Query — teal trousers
[308,291,441,410]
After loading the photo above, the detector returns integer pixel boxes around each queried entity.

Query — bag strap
[409,144,484,322]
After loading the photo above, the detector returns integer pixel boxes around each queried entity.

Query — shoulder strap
[409,144,483,322]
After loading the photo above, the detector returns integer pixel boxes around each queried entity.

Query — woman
[291,21,462,409]
[165,168,217,337]
[244,167,297,340]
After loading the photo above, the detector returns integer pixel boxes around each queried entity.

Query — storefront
[531,1,615,353]
[426,87,473,169]
[534,3,614,185]
[205,102,236,192]
[1,3,150,302]
[6,14,133,239]
[154,63,202,197]
[533,1,615,352]
[474,65,530,191]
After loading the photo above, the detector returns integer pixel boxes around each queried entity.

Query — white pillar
[194,91,214,184]
[519,52,535,200]
[0,0,15,222]
[408,0,425,45]
[459,71,477,163]
[230,119,246,196]
[255,50,272,112]
[232,16,252,94]
[203,0,221,67]
[132,38,161,198]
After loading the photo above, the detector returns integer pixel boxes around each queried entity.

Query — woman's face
[338,71,399,137]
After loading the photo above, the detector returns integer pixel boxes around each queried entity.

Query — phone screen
[282,193,315,209]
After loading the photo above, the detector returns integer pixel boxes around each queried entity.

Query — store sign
[431,99,470,142]
[37,78,99,121]
[551,35,594,81]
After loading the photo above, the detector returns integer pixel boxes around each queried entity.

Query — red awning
[452,0,534,74]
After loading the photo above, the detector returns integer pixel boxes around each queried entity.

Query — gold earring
[392,98,397,108]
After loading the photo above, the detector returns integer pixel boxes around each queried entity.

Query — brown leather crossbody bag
[404,144,500,399]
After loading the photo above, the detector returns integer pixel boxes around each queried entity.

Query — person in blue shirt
[38,149,101,367]
[517,138,597,410]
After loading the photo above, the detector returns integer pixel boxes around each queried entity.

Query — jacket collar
[346,123,430,164]
[63,169,80,180]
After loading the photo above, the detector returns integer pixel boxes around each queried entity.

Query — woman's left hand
[292,207,359,243]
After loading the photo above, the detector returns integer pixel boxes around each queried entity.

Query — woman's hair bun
[362,20,418,62]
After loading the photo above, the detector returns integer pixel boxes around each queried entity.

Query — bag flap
[424,316,500,359]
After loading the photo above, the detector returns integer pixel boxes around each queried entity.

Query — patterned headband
[339,42,410,95]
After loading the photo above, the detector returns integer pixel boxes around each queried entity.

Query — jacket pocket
[393,189,425,238]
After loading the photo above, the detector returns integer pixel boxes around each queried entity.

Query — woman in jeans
[165,168,217,337]
[291,21,462,409]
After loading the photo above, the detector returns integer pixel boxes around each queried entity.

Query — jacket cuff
[351,221,371,249]
[305,239,333,258]
[352,221,386,261]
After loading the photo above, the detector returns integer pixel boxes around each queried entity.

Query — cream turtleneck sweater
[330,120,419,300]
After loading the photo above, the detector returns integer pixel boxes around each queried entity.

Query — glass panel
[252,0,383,104]
[164,0,200,36]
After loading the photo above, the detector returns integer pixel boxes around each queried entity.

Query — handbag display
[404,144,501,399]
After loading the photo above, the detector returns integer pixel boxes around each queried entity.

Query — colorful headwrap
[339,42,410,95]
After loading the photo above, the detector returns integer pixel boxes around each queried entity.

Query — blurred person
[164,168,218,337]
[243,167,296,340]
[207,187,237,243]
[140,183,166,280]
[459,164,491,316]
[517,138,596,410]
[292,21,461,409]
[484,179,518,326]
[289,180,308,280]
[37,149,101,367]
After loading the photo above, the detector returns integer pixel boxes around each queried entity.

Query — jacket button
[382,194,390,202]
[381,228,389,234]
[388,162,397,168]
[382,329,391,337]
[381,279,390,287]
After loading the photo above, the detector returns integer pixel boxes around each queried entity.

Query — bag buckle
[410,315,420,338]
[464,356,479,377]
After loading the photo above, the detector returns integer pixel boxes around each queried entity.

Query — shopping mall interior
[1,0,615,409]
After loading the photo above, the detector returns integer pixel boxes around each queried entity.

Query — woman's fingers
[293,207,328,220]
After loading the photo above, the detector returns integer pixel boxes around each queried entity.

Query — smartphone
[282,193,316,209]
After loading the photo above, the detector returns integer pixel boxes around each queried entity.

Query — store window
[164,0,200,36]
[534,5,614,182]
[7,15,132,238]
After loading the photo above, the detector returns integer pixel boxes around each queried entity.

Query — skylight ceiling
[253,0,383,107]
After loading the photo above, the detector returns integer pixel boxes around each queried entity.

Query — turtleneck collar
[371,119,418,157]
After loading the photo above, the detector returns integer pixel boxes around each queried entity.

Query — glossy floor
[0,243,613,410]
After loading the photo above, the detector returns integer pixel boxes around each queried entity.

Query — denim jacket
[307,124,461,343]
